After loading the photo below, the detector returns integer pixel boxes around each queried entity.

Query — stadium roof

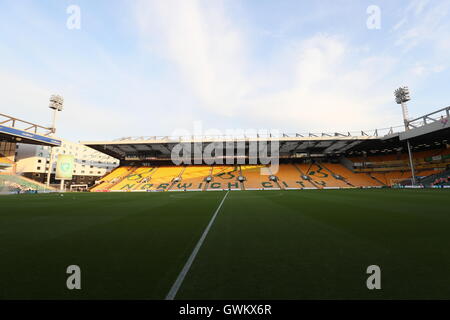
[0,113,61,147]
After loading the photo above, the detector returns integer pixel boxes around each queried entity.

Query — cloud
[0,71,135,142]
[411,63,446,76]
[3,0,447,142]
[135,1,402,133]
[0,1,206,141]
[395,0,450,52]
[135,0,251,117]
[391,18,407,32]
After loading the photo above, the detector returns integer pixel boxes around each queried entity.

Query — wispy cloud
[135,0,402,132]
[395,0,450,51]
[0,0,449,141]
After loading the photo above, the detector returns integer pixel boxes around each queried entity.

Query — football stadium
[1,1,450,309]
[1,102,450,300]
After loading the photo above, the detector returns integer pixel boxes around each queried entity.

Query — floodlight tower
[394,86,416,185]
[49,95,64,134]
[46,95,64,188]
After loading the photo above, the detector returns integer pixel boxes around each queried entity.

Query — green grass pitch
[0,189,449,299]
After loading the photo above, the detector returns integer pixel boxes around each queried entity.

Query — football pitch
[0,189,449,300]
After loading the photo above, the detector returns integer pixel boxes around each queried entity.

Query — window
[37,159,42,163]
[37,166,41,170]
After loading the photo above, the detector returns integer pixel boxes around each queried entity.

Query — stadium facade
[15,140,119,186]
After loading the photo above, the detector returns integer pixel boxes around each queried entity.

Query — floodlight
[394,86,411,104]
[49,95,64,111]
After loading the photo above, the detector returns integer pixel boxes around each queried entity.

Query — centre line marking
[165,190,230,300]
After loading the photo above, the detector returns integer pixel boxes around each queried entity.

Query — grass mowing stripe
[165,191,230,300]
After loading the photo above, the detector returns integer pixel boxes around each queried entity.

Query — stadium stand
[207,166,242,190]
[92,162,410,192]
[144,166,184,191]
[297,163,349,188]
[109,167,157,191]
[0,142,16,173]
[112,166,183,191]
[240,165,278,190]
[172,166,211,191]
[0,174,53,193]
[418,169,450,187]
[89,144,450,192]
[129,167,158,190]
[0,154,15,171]
[91,166,134,191]
[323,163,382,187]
[271,164,316,189]
[367,171,410,186]
[350,148,450,172]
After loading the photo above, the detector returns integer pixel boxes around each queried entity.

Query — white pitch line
[165,190,230,300]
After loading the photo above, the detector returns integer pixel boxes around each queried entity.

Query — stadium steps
[369,173,386,186]
[267,166,283,189]
[374,171,412,186]
[293,163,320,189]
[275,164,308,189]
[274,179,283,190]
[130,167,158,190]
[168,167,186,191]
[202,167,214,191]
[0,154,15,172]
[301,163,349,188]
[89,170,114,191]
[238,165,245,190]
[108,166,140,190]
[90,166,132,191]
[320,163,354,187]
[92,169,114,185]
[419,169,450,187]
[19,175,56,190]
[0,174,55,192]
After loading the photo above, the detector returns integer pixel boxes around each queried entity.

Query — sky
[0,0,449,142]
